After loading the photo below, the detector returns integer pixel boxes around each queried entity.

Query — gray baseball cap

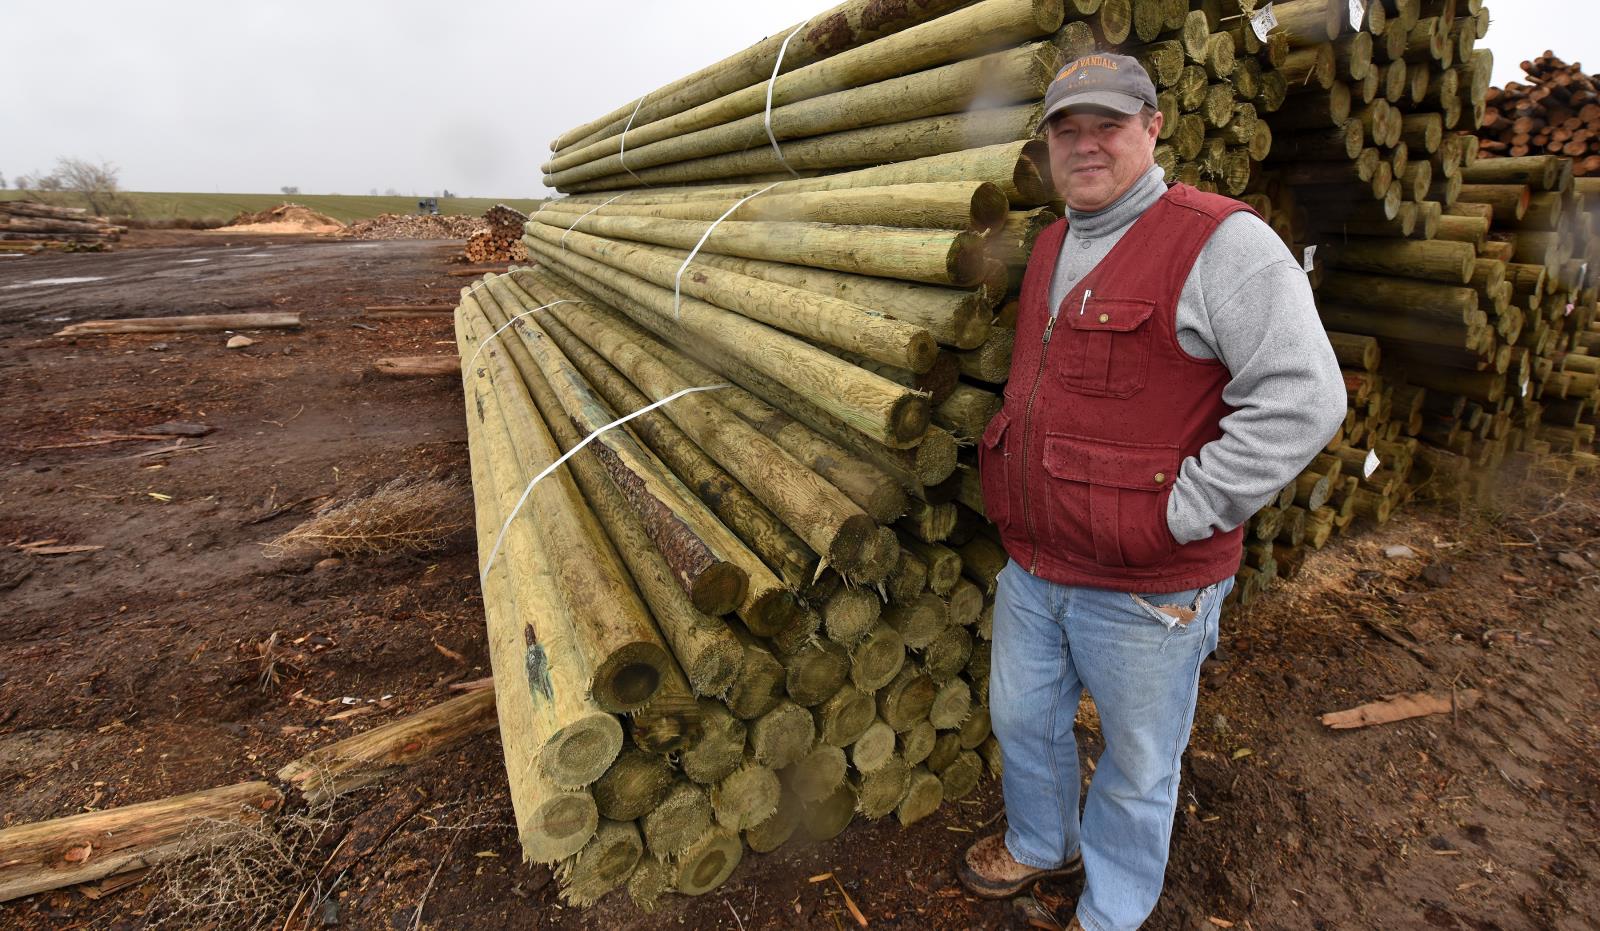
[1039,53,1159,129]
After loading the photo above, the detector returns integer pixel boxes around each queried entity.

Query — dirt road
[1,235,1596,930]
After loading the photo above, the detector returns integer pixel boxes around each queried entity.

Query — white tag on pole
[1250,4,1278,41]
[1521,376,1531,398]
[1348,0,1366,30]
[1363,449,1380,479]
[1302,245,1317,274]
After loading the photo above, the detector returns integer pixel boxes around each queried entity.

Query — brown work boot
[957,831,1083,899]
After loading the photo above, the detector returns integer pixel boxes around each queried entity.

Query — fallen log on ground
[276,687,497,804]
[54,313,302,336]
[370,356,461,378]
[0,782,283,903]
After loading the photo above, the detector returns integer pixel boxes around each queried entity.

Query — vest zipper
[1020,309,1060,574]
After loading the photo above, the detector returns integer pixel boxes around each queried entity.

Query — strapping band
[764,18,813,177]
[673,182,781,319]
[562,194,626,248]
[463,297,573,374]
[479,383,729,583]
[619,96,650,187]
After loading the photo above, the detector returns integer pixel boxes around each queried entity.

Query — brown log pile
[464,203,530,263]
[0,201,122,252]
[1476,52,1600,175]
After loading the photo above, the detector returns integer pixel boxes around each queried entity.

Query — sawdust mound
[340,213,487,240]
[216,203,345,234]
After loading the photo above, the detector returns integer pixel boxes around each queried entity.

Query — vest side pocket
[1042,433,1181,570]
[1059,297,1157,399]
[977,409,1012,530]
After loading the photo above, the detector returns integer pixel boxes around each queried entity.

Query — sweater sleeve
[1165,215,1347,545]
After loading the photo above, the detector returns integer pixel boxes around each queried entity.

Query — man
[957,54,1345,930]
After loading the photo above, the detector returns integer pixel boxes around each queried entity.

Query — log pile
[1253,2,1600,605]
[1476,52,1600,175]
[464,204,531,263]
[447,0,1600,908]
[0,201,122,252]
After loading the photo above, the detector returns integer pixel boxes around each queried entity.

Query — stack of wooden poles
[453,0,1600,908]
[464,204,531,263]
[0,200,122,252]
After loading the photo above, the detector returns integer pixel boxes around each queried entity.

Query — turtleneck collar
[1065,164,1167,239]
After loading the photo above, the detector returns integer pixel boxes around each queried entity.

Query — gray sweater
[1046,165,1346,545]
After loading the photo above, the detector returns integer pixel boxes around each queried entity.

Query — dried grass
[142,802,345,931]
[264,475,469,559]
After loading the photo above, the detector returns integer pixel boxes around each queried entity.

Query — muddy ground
[1,234,1597,930]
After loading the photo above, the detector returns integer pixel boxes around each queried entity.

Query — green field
[0,190,546,225]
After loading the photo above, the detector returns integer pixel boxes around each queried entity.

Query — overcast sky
[4,1,1597,198]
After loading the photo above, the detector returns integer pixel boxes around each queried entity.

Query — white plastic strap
[480,383,730,583]
[563,194,625,248]
[764,18,813,177]
[618,96,649,187]
[674,182,781,319]
[463,299,573,374]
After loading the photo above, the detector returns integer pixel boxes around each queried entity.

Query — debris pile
[341,213,486,240]
[216,203,344,234]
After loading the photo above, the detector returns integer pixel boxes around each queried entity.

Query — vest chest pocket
[1058,296,1157,398]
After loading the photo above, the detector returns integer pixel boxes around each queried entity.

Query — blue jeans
[989,558,1230,931]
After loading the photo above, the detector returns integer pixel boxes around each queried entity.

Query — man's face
[1044,107,1162,213]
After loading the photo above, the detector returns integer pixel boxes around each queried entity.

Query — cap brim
[1037,91,1148,131]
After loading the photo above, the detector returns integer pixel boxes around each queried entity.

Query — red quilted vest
[978,183,1257,592]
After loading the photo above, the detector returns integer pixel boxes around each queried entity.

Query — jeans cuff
[1077,907,1114,931]
[1006,835,1077,871]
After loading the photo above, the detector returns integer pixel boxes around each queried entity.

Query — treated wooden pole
[460,296,673,715]
[526,221,938,371]
[518,242,931,448]
[474,282,745,698]
[533,208,989,288]
[528,285,900,582]
[509,273,808,627]
[560,104,1044,194]
[474,277,750,619]
[545,42,1059,189]
[546,0,1062,173]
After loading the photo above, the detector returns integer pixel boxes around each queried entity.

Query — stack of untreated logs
[464,204,531,263]
[452,0,1600,908]
[0,201,122,252]
[1477,53,1600,175]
